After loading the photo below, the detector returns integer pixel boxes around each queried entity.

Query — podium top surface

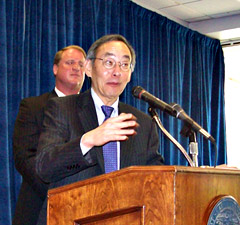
[48,165,240,196]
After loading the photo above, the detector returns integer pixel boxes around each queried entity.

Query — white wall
[223,45,240,168]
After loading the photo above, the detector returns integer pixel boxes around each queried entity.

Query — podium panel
[47,166,240,225]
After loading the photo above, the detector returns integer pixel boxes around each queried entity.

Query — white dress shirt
[54,87,66,97]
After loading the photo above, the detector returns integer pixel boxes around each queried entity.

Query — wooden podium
[47,166,240,225]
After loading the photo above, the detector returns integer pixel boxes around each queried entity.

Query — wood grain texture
[47,166,240,225]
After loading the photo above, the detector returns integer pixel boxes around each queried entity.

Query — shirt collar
[91,88,119,125]
[91,88,119,111]
[55,87,66,97]
[55,87,80,97]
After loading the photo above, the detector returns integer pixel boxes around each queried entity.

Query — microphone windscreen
[132,86,144,98]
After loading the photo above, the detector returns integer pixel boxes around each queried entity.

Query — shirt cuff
[80,134,91,155]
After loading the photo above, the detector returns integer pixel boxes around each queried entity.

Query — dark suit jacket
[12,90,57,225]
[36,89,164,225]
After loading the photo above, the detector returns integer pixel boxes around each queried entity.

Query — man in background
[36,34,164,225]
[12,45,86,225]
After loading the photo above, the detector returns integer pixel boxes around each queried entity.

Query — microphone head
[132,86,144,99]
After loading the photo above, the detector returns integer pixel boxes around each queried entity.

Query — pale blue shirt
[80,88,120,170]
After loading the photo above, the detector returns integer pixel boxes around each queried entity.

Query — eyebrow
[103,52,131,60]
[65,59,85,63]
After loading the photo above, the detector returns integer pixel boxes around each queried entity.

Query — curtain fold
[0,0,226,224]
[0,1,10,223]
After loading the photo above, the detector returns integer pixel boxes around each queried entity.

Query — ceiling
[131,0,240,44]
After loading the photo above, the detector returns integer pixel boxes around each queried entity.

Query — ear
[84,59,93,78]
[53,64,58,76]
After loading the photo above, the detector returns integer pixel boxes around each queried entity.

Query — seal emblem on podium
[207,196,240,225]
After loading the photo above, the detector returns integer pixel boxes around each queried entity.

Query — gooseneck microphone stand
[180,124,199,167]
[189,132,199,167]
[148,107,194,167]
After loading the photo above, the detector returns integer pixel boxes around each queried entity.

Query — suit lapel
[49,89,58,99]
[76,90,105,172]
[119,103,135,168]
[77,90,98,132]
[38,90,58,127]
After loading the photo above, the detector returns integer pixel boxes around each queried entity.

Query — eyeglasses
[91,57,132,72]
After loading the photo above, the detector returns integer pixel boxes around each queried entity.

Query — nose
[72,63,80,71]
[112,62,122,76]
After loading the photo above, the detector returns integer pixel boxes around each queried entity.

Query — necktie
[101,105,118,173]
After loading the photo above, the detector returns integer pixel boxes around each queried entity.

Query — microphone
[132,86,177,117]
[170,103,216,143]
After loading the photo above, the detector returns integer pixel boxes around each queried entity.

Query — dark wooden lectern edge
[48,165,240,197]
[74,205,145,225]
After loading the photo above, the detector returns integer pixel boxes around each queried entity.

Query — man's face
[86,41,132,105]
[53,48,85,92]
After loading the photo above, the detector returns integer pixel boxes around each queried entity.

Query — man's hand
[81,113,139,149]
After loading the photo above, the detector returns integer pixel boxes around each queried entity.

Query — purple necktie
[101,105,118,173]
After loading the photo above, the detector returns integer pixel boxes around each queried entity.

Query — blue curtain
[0,0,226,224]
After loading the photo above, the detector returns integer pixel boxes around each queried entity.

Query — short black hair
[86,34,136,71]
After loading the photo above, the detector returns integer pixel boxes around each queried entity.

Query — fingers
[105,113,139,129]
[82,113,139,148]
[101,113,139,141]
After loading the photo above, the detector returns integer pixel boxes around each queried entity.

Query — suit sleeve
[13,99,48,199]
[36,98,95,183]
